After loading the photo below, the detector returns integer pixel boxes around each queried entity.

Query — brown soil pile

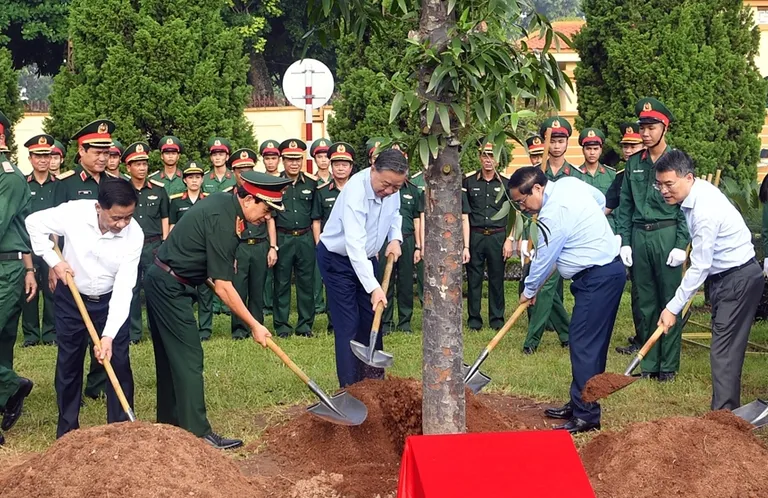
[259,377,533,498]
[0,422,263,498]
[581,410,768,498]
[582,372,638,403]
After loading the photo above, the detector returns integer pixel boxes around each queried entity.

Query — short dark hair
[654,149,695,177]
[760,174,768,204]
[98,178,138,209]
[507,166,547,194]
[373,149,409,175]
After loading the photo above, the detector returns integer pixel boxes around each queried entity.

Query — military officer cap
[207,137,231,154]
[183,160,205,176]
[636,97,674,127]
[578,128,605,147]
[109,139,124,157]
[525,135,545,156]
[24,134,54,155]
[366,137,386,157]
[0,111,11,152]
[159,135,184,154]
[310,138,331,157]
[539,116,572,138]
[239,170,292,211]
[328,142,355,163]
[618,122,642,145]
[228,148,258,169]
[279,138,306,158]
[259,139,280,157]
[51,140,66,157]
[72,119,115,147]
[122,142,150,164]
[478,140,495,155]
[389,141,408,158]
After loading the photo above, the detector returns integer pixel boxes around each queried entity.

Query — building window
[759,8,768,25]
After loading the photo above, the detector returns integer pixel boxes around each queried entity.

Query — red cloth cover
[397,431,595,498]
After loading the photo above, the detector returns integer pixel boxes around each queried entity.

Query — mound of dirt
[581,410,768,498]
[258,377,534,498]
[0,422,262,498]
[582,373,638,403]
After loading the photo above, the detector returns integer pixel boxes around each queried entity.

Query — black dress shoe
[658,371,676,382]
[615,343,640,355]
[553,417,601,434]
[544,401,573,420]
[200,336,210,342]
[295,331,313,338]
[232,336,247,341]
[522,346,536,355]
[0,431,4,446]
[130,339,140,345]
[641,372,659,380]
[202,432,243,450]
[43,340,57,346]
[1,378,33,431]
[22,341,38,348]
[561,341,569,348]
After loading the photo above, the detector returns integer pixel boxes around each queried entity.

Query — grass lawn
[3,281,768,457]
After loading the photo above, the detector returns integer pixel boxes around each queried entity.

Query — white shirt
[25,199,144,339]
[524,177,618,298]
[666,179,755,314]
[320,168,403,293]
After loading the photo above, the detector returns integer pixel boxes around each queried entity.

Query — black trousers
[54,283,133,438]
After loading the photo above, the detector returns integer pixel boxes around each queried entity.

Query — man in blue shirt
[317,149,407,387]
[510,167,625,434]
[655,151,764,410]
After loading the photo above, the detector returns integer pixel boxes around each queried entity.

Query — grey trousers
[708,260,764,411]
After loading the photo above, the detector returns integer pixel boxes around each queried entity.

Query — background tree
[574,0,767,184]
[0,0,71,75]
[0,48,22,160]
[47,0,254,169]
[531,0,582,20]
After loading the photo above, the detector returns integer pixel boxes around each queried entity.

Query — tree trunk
[248,51,274,103]
[420,0,464,435]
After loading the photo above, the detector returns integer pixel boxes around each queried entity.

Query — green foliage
[47,0,254,171]
[721,177,763,259]
[0,0,70,75]
[0,48,22,160]
[531,0,582,20]
[574,0,767,185]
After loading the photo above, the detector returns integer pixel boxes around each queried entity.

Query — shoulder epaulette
[57,170,75,180]
[2,161,14,173]
[203,169,211,175]
[303,172,317,181]
[411,171,423,179]
[465,170,477,178]
[150,179,165,188]
[222,186,234,193]
[169,192,184,200]
[604,165,616,172]
[461,187,467,192]
[616,169,625,176]
[316,181,331,190]
[149,170,160,177]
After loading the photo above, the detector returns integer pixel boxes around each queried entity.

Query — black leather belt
[277,227,311,236]
[470,227,506,236]
[81,292,111,303]
[144,234,162,245]
[706,259,758,284]
[154,256,193,286]
[242,237,267,245]
[0,251,23,261]
[572,256,621,281]
[633,220,677,231]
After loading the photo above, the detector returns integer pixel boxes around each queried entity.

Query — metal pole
[304,61,314,174]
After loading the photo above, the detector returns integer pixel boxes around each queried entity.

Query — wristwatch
[414,246,421,251]
[25,267,36,273]
[270,245,279,252]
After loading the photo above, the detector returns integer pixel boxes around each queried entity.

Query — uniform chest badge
[148,195,158,200]
[493,187,500,192]
[302,189,312,194]
[180,207,189,211]
[78,190,92,195]
[633,169,644,173]
[326,197,336,202]
[403,194,413,199]
[30,191,36,195]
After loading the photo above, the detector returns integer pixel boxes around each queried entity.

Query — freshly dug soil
[0,422,263,498]
[582,373,638,403]
[581,410,768,498]
[257,377,538,498]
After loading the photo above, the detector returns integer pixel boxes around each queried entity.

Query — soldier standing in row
[577,128,615,195]
[260,139,281,316]
[409,166,426,304]
[21,134,57,347]
[106,140,123,178]
[124,142,170,344]
[310,139,331,318]
[151,135,187,197]
[169,161,213,341]
[49,140,65,176]
[526,135,545,165]
[274,139,316,337]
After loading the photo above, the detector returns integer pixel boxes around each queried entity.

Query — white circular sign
[282,59,334,110]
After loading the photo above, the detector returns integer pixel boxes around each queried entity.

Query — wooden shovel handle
[372,253,396,327]
[266,337,311,385]
[638,325,665,359]
[487,302,529,352]
[53,247,133,417]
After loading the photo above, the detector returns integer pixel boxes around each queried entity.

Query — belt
[0,251,23,261]
[242,237,267,245]
[706,259,758,284]
[144,234,162,245]
[153,256,193,286]
[572,256,621,281]
[470,227,506,236]
[81,292,111,303]
[277,227,311,236]
[633,220,677,231]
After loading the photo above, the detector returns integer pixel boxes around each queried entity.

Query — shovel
[350,253,395,369]
[204,278,367,425]
[733,399,768,429]
[54,247,136,422]
[463,302,530,394]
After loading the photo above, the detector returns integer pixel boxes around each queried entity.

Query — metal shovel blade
[733,399,768,428]
[462,363,491,394]
[350,330,394,368]
[307,386,368,426]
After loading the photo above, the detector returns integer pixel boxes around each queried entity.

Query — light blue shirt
[666,179,755,314]
[524,177,619,298]
[320,168,403,293]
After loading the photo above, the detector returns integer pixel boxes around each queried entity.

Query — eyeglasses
[653,179,680,192]
[511,193,529,207]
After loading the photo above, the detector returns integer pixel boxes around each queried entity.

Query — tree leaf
[427,133,439,158]
[397,0,407,14]
[447,0,456,15]
[418,137,429,167]
[491,200,511,221]
[389,92,404,124]
[426,101,436,128]
[437,104,451,135]
[450,103,465,127]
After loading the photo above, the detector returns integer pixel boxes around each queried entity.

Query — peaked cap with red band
[0,111,11,150]
[328,142,355,162]
[310,138,331,157]
[525,135,545,156]
[539,116,572,138]
[24,134,55,154]
[207,137,231,154]
[159,135,183,153]
[228,148,258,169]
[279,138,306,158]
[239,170,292,211]
[635,97,674,127]
[578,127,605,147]
[122,142,150,164]
[109,139,124,157]
[51,140,66,157]
[618,122,642,144]
[72,119,115,147]
[259,140,280,157]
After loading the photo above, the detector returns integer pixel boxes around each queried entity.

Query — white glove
[763,259,767,278]
[620,246,633,267]
[520,240,535,260]
[666,248,687,268]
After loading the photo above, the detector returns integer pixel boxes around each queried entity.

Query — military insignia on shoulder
[411,171,422,179]
[222,186,234,193]
[149,170,159,177]
[235,216,244,237]
[169,192,184,200]
[465,170,477,178]
[57,170,75,179]
[303,172,317,181]
[2,161,13,173]
[150,179,165,188]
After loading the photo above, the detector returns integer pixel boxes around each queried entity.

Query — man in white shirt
[655,150,764,410]
[26,179,143,437]
[318,148,406,387]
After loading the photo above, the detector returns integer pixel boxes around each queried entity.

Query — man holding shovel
[655,151,764,411]
[510,167,625,434]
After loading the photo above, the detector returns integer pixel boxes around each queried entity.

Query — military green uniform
[150,169,186,197]
[311,142,332,316]
[0,155,32,411]
[463,169,508,330]
[274,171,317,336]
[580,165,615,195]
[410,171,426,303]
[21,171,58,345]
[378,181,423,332]
[260,140,281,316]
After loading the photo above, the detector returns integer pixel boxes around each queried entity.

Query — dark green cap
[109,140,124,156]
[635,97,674,126]
[279,138,306,158]
[24,134,55,154]
[239,170,293,211]
[525,135,545,156]
[228,148,258,169]
[159,135,184,153]
[207,137,231,154]
[328,142,355,163]
[0,111,11,152]
[259,140,280,157]
[52,140,66,157]
[72,119,115,147]
[578,128,605,147]
[122,142,150,164]
[619,122,642,144]
[310,138,331,157]
[184,160,205,176]
[366,137,387,157]
[539,116,572,138]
